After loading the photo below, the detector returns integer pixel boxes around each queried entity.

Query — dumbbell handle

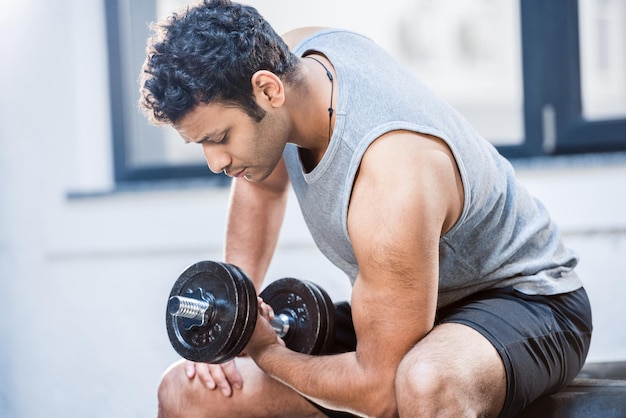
[168,295,292,338]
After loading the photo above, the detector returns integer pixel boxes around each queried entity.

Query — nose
[202,143,230,174]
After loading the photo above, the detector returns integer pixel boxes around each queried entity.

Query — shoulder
[352,130,464,235]
[281,27,328,50]
[360,131,458,184]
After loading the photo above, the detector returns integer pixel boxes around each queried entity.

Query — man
[140,1,592,417]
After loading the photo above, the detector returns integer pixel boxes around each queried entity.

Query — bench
[518,361,626,417]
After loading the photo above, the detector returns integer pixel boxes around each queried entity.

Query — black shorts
[310,287,593,418]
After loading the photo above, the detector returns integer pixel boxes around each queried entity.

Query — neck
[304,56,334,143]
[288,55,336,171]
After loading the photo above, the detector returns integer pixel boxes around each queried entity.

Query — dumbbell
[166,260,335,363]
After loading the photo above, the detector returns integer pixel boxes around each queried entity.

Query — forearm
[247,275,432,417]
[250,344,398,417]
[224,170,288,289]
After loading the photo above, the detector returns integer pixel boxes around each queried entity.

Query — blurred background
[0,0,625,416]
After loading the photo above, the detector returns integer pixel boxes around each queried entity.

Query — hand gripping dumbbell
[165,260,335,363]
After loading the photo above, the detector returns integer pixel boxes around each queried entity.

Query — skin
[158,27,506,417]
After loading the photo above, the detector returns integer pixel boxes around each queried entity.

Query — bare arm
[186,159,290,392]
[246,131,464,416]
[225,158,290,290]
[224,24,328,281]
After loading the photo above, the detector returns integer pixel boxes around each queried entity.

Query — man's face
[174,102,289,182]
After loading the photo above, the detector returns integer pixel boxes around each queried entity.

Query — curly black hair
[140,0,299,125]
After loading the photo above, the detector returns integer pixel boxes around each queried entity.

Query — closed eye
[199,133,227,145]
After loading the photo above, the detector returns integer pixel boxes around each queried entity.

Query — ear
[250,70,286,109]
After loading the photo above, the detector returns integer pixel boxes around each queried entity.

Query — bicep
[348,179,440,362]
[347,132,458,367]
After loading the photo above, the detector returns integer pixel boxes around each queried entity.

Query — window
[579,0,626,121]
[105,0,626,184]
[497,0,626,158]
[105,0,222,184]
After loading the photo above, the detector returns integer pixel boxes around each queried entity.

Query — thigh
[439,287,593,417]
[314,303,506,417]
[398,321,507,417]
[159,302,358,418]
[158,357,326,418]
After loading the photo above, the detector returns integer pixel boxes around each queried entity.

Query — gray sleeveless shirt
[284,29,582,308]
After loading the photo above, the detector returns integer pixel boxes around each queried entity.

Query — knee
[395,354,447,400]
[157,361,187,418]
[395,353,454,415]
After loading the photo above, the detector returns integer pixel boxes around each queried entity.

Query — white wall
[0,1,624,417]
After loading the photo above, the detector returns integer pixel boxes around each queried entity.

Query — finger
[195,363,216,390]
[266,302,275,320]
[221,360,243,390]
[209,364,233,397]
[184,360,196,379]
[258,298,274,320]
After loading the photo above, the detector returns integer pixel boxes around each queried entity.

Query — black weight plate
[166,261,256,363]
[215,263,258,363]
[260,278,333,355]
[204,262,254,364]
[306,282,335,354]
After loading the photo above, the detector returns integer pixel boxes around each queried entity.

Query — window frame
[104,0,626,182]
[104,0,229,185]
[499,0,626,159]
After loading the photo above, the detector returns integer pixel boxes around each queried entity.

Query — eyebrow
[184,130,220,144]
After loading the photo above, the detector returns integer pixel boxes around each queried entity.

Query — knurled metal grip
[168,292,292,337]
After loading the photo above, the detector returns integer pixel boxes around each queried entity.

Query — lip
[230,168,246,178]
